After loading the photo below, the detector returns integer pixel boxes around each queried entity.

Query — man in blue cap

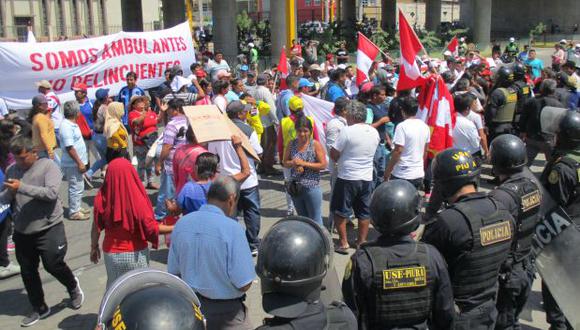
[298,78,314,94]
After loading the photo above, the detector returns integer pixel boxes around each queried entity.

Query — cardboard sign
[183,105,260,161]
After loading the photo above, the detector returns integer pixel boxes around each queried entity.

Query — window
[41,0,49,36]
[305,0,311,6]
[313,0,321,5]
[55,0,66,36]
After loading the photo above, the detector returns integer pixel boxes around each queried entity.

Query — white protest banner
[0,22,195,109]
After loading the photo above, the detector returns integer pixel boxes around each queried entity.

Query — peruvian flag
[397,9,426,91]
[356,32,380,86]
[417,75,456,159]
[446,36,459,57]
[277,46,289,90]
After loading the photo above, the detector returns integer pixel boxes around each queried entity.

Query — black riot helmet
[97,269,206,330]
[256,216,332,318]
[432,148,481,200]
[490,134,528,175]
[370,180,421,236]
[495,66,514,87]
[512,62,527,81]
[557,110,580,150]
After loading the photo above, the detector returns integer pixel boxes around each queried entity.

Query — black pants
[0,216,12,267]
[13,222,77,309]
[542,281,573,330]
[495,262,535,330]
[454,299,498,330]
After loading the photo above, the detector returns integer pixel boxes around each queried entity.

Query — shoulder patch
[521,190,542,212]
[480,220,512,246]
[548,170,560,184]
[343,259,353,280]
[383,266,427,290]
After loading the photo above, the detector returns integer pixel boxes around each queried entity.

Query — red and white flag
[397,9,426,91]
[446,36,459,57]
[417,75,456,159]
[277,46,289,90]
[356,32,380,86]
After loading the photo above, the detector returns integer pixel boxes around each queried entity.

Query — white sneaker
[0,262,21,279]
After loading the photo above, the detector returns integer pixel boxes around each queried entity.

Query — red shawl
[93,158,158,248]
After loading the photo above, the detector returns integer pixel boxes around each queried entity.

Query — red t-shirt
[102,217,159,253]
[129,110,158,145]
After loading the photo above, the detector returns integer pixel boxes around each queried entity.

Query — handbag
[286,180,303,197]
[77,114,92,140]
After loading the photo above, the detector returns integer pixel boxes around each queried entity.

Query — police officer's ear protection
[97,269,205,329]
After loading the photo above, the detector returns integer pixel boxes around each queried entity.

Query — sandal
[334,245,350,255]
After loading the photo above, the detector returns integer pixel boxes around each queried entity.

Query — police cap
[558,110,580,146]
[432,148,481,200]
[490,134,527,175]
[370,180,421,236]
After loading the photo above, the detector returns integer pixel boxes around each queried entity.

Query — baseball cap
[72,83,88,91]
[298,78,314,89]
[35,80,52,89]
[240,65,249,72]
[248,42,255,48]
[509,37,515,42]
[560,39,568,44]
[288,96,304,111]
[32,94,48,106]
[226,100,251,114]
[216,69,232,79]
[309,64,322,72]
[95,88,110,101]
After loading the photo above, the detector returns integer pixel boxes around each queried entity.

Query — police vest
[514,81,532,113]
[493,88,518,123]
[280,116,315,155]
[362,242,432,328]
[257,302,354,330]
[449,197,513,299]
[558,152,580,220]
[496,176,542,262]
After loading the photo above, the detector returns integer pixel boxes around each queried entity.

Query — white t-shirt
[453,114,481,155]
[466,110,484,130]
[392,118,430,180]
[212,95,228,113]
[208,131,263,190]
[332,123,379,181]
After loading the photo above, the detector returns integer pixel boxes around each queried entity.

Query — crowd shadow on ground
[58,313,98,330]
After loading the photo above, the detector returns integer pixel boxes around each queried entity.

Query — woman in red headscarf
[89,158,173,287]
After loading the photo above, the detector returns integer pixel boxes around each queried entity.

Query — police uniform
[487,86,519,140]
[490,169,543,329]
[422,192,515,330]
[513,80,532,132]
[256,301,357,330]
[539,150,580,330]
[342,236,454,330]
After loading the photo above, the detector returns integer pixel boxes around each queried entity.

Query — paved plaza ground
[0,155,553,329]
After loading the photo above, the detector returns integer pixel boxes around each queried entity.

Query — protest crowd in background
[1,10,580,330]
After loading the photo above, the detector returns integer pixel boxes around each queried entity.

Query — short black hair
[167,98,185,114]
[294,116,313,132]
[196,152,220,180]
[126,71,137,80]
[370,85,386,97]
[330,68,346,81]
[286,74,300,86]
[334,97,350,115]
[400,96,419,117]
[212,80,230,94]
[454,93,475,114]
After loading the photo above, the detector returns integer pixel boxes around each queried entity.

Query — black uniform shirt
[342,236,454,330]
[519,96,563,140]
[541,152,580,209]
[422,192,512,310]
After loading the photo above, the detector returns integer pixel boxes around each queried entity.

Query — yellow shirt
[107,127,128,149]
[32,113,56,154]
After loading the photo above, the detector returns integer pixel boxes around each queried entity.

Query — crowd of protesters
[0,35,579,329]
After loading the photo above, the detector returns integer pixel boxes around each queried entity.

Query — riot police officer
[540,110,580,330]
[422,148,515,330]
[96,268,206,330]
[256,216,357,329]
[512,63,532,132]
[342,180,454,330]
[488,134,543,330]
[486,66,519,141]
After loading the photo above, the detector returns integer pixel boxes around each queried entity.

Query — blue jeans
[155,171,175,220]
[38,150,61,167]
[62,166,84,214]
[87,134,107,178]
[237,186,261,251]
[291,185,323,226]
[373,143,387,189]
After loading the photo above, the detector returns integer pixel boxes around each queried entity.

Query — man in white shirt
[251,74,279,175]
[384,96,430,189]
[453,93,481,155]
[208,101,263,255]
[36,80,62,134]
[330,101,379,254]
